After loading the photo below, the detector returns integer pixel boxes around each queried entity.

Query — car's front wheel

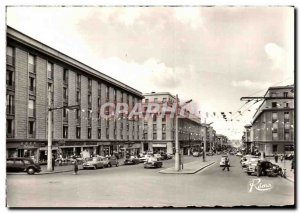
[27,167,35,175]
[247,172,252,176]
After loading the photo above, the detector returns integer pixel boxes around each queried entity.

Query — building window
[106,86,109,101]
[76,109,81,120]
[162,124,166,131]
[106,128,109,139]
[6,94,14,115]
[63,126,68,138]
[28,121,35,135]
[162,98,167,103]
[28,54,36,73]
[63,69,68,83]
[285,103,289,108]
[77,74,81,87]
[88,95,92,106]
[162,132,166,140]
[6,46,14,65]
[88,128,91,139]
[162,114,166,122]
[272,102,277,108]
[284,123,290,130]
[153,124,157,131]
[63,108,68,120]
[63,87,68,101]
[6,70,14,87]
[272,112,278,121]
[113,89,116,101]
[76,91,81,103]
[283,92,288,97]
[98,128,101,139]
[28,100,35,118]
[88,78,92,90]
[154,98,158,103]
[272,132,278,141]
[29,77,35,92]
[47,62,54,79]
[76,127,81,139]
[145,99,149,103]
[272,144,278,152]
[284,112,289,121]
[153,114,157,122]
[284,132,289,140]
[144,132,148,140]
[153,132,157,140]
[6,119,14,137]
[272,122,278,131]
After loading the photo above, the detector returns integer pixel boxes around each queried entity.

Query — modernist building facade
[6,27,144,163]
[251,85,294,156]
[141,92,203,155]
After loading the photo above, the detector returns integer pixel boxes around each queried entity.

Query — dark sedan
[7,157,41,175]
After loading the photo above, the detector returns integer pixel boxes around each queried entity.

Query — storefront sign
[152,143,167,148]
[65,141,84,146]
[19,142,40,148]
[86,142,97,146]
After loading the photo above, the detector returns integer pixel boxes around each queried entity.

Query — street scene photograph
[5,6,295,208]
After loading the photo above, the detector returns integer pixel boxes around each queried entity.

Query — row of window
[144,97,174,103]
[271,102,290,108]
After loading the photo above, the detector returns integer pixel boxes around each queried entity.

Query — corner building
[6,26,143,162]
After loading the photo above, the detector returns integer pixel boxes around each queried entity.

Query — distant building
[251,85,294,156]
[215,134,228,150]
[141,92,202,155]
[242,124,253,153]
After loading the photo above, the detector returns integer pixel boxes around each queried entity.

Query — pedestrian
[263,152,266,159]
[52,156,55,171]
[74,158,78,175]
[291,158,295,173]
[274,153,278,163]
[256,160,261,177]
[222,157,230,171]
[280,154,284,163]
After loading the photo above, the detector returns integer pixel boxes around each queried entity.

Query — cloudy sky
[6,6,294,140]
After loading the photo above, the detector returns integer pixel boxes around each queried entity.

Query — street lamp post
[174,94,192,171]
[46,88,80,171]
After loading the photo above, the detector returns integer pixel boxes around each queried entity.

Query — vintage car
[241,156,260,170]
[153,153,162,161]
[107,156,119,167]
[247,160,283,177]
[7,157,41,175]
[83,157,105,169]
[144,157,163,169]
[139,154,153,162]
[206,152,214,156]
[192,152,201,157]
[219,155,230,167]
[124,156,140,165]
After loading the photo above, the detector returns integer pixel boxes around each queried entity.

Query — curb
[159,161,215,174]
[7,169,76,175]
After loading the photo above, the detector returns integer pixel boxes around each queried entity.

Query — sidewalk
[159,160,215,174]
[266,157,294,182]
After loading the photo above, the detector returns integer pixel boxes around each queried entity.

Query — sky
[6,6,294,140]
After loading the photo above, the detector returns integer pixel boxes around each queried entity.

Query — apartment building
[141,92,202,155]
[251,85,294,156]
[6,26,144,162]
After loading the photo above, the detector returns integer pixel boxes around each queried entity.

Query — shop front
[152,143,167,154]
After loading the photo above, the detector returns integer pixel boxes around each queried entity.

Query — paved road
[6,155,294,207]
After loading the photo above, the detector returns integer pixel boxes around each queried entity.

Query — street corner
[159,161,215,174]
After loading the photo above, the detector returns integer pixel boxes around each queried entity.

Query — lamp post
[47,88,80,171]
[174,95,192,171]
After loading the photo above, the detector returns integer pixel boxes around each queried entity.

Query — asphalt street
[6,155,294,207]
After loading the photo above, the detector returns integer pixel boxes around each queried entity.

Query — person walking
[274,153,278,163]
[280,154,284,163]
[74,158,79,175]
[222,157,230,171]
[291,158,295,173]
[52,156,55,171]
[256,160,261,177]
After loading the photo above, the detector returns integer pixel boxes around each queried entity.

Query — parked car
[236,152,243,157]
[219,155,230,167]
[192,152,201,157]
[241,157,260,171]
[7,157,41,175]
[124,156,140,165]
[139,154,152,162]
[166,153,173,159]
[206,152,214,156]
[247,160,283,177]
[108,155,119,167]
[83,157,104,169]
[284,154,294,160]
[144,157,163,169]
[240,155,255,164]
[154,153,162,161]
